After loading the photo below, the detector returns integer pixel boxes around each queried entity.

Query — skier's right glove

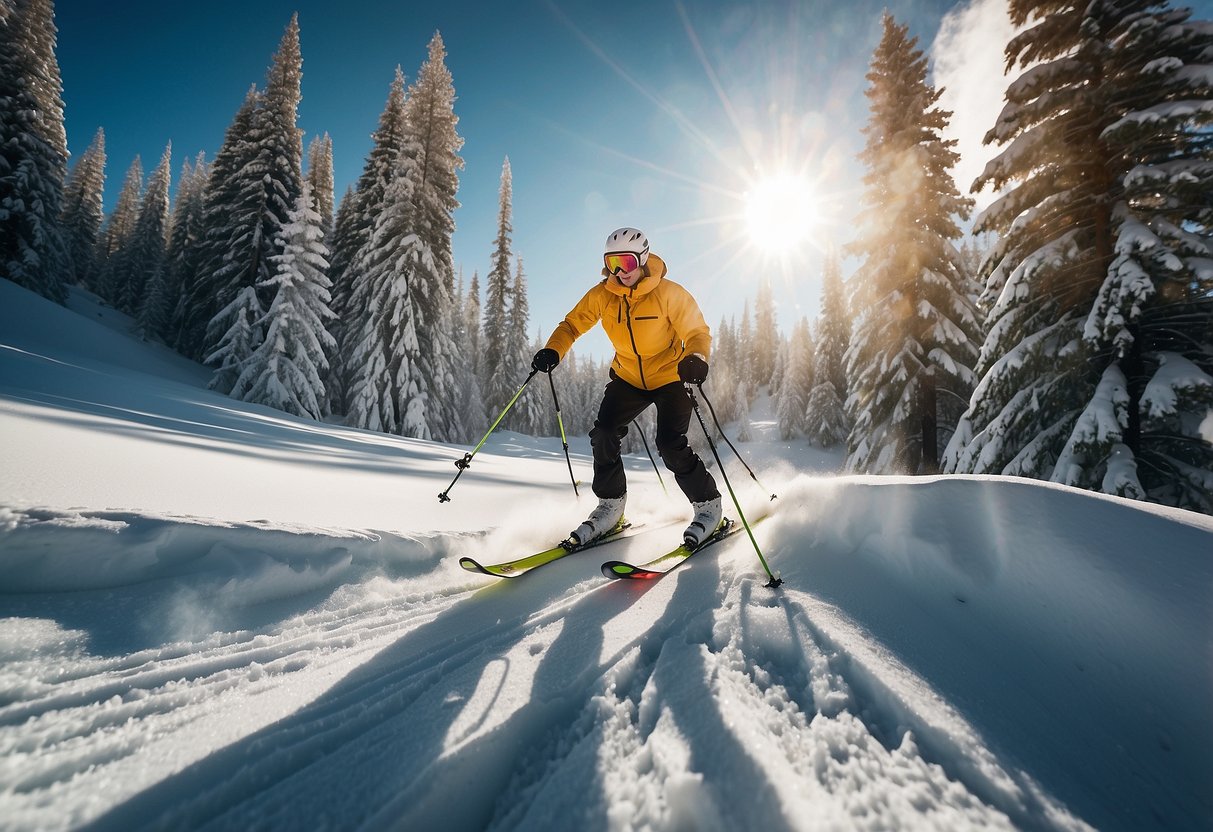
[531,348,559,373]
[678,354,709,384]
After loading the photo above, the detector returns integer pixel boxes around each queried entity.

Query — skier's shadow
[83,551,677,831]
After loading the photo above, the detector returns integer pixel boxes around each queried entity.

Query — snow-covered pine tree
[464,270,483,390]
[845,13,979,475]
[59,126,105,288]
[204,15,305,388]
[944,0,1213,512]
[777,317,814,440]
[737,301,756,403]
[481,156,516,420]
[405,33,463,297]
[232,184,336,420]
[507,257,545,434]
[306,132,334,242]
[176,87,260,359]
[396,31,467,442]
[129,143,174,337]
[329,69,408,416]
[166,152,209,345]
[96,156,142,307]
[805,248,852,446]
[753,278,779,388]
[0,0,69,303]
[206,284,263,393]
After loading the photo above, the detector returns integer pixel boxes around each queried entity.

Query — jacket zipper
[623,295,647,389]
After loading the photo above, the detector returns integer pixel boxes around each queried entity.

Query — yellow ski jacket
[543,253,711,390]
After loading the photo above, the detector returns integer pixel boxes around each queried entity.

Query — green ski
[600,517,742,580]
[460,521,638,578]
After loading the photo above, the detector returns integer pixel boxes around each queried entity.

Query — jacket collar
[604,253,666,298]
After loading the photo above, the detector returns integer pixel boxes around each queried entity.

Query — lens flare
[744,173,819,254]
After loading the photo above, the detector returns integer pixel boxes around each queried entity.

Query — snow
[2,279,1212,831]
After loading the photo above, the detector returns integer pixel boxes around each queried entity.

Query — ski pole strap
[695,384,777,501]
[439,369,539,502]
[687,385,781,588]
[547,371,579,497]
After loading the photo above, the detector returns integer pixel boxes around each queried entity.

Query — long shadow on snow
[83,541,682,831]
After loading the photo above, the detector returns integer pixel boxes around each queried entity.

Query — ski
[459,521,641,579]
[601,517,742,580]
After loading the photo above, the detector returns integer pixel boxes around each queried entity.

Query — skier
[531,227,723,548]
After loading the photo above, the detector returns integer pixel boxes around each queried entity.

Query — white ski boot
[683,497,723,547]
[570,495,626,546]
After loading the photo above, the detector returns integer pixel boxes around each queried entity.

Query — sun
[743,172,820,254]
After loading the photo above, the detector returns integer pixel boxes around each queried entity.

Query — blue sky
[57,0,982,361]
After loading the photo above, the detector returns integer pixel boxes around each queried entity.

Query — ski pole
[686,383,782,589]
[634,422,669,496]
[439,369,539,502]
[695,385,777,501]
[546,370,579,497]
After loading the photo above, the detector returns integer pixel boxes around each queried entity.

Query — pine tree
[395,31,466,441]
[96,156,142,307]
[232,184,336,419]
[945,0,1213,512]
[306,132,334,242]
[405,32,463,295]
[166,152,209,346]
[176,87,260,358]
[777,317,814,440]
[806,249,852,445]
[204,15,305,383]
[507,257,544,434]
[330,69,408,415]
[753,278,779,387]
[482,156,515,420]
[207,285,263,393]
[464,270,483,389]
[59,126,106,288]
[0,0,70,302]
[845,13,980,475]
[130,142,173,337]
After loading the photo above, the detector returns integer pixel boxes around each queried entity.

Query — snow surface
[1,279,1211,831]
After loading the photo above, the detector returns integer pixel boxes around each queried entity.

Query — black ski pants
[590,375,719,503]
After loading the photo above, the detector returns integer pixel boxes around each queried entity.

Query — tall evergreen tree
[805,249,852,445]
[96,155,142,307]
[0,0,69,302]
[404,32,463,297]
[777,317,814,440]
[129,142,173,336]
[329,69,408,415]
[753,278,779,388]
[464,270,483,389]
[232,184,336,419]
[845,13,980,474]
[176,86,260,358]
[205,15,305,387]
[60,126,106,288]
[166,152,209,345]
[482,156,516,419]
[945,0,1213,512]
[507,256,545,434]
[306,132,334,241]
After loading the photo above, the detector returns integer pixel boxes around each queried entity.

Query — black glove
[678,354,709,384]
[531,348,559,373]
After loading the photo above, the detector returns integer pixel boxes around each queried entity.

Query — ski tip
[459,557,519,578]
[601,561,660,580]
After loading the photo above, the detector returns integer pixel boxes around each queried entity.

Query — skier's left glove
[532,348,559,373]
[678,354,709,385]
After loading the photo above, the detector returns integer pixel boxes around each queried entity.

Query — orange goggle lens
[604,252,641,274]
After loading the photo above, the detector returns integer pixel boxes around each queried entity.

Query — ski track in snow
[2,504,1101,831]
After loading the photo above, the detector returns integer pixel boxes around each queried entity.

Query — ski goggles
[604,252,642,275]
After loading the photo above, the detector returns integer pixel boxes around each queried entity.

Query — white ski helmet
[604,227,650,266]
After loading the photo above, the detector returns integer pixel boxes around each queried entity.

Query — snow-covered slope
[1,279,1210,831]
